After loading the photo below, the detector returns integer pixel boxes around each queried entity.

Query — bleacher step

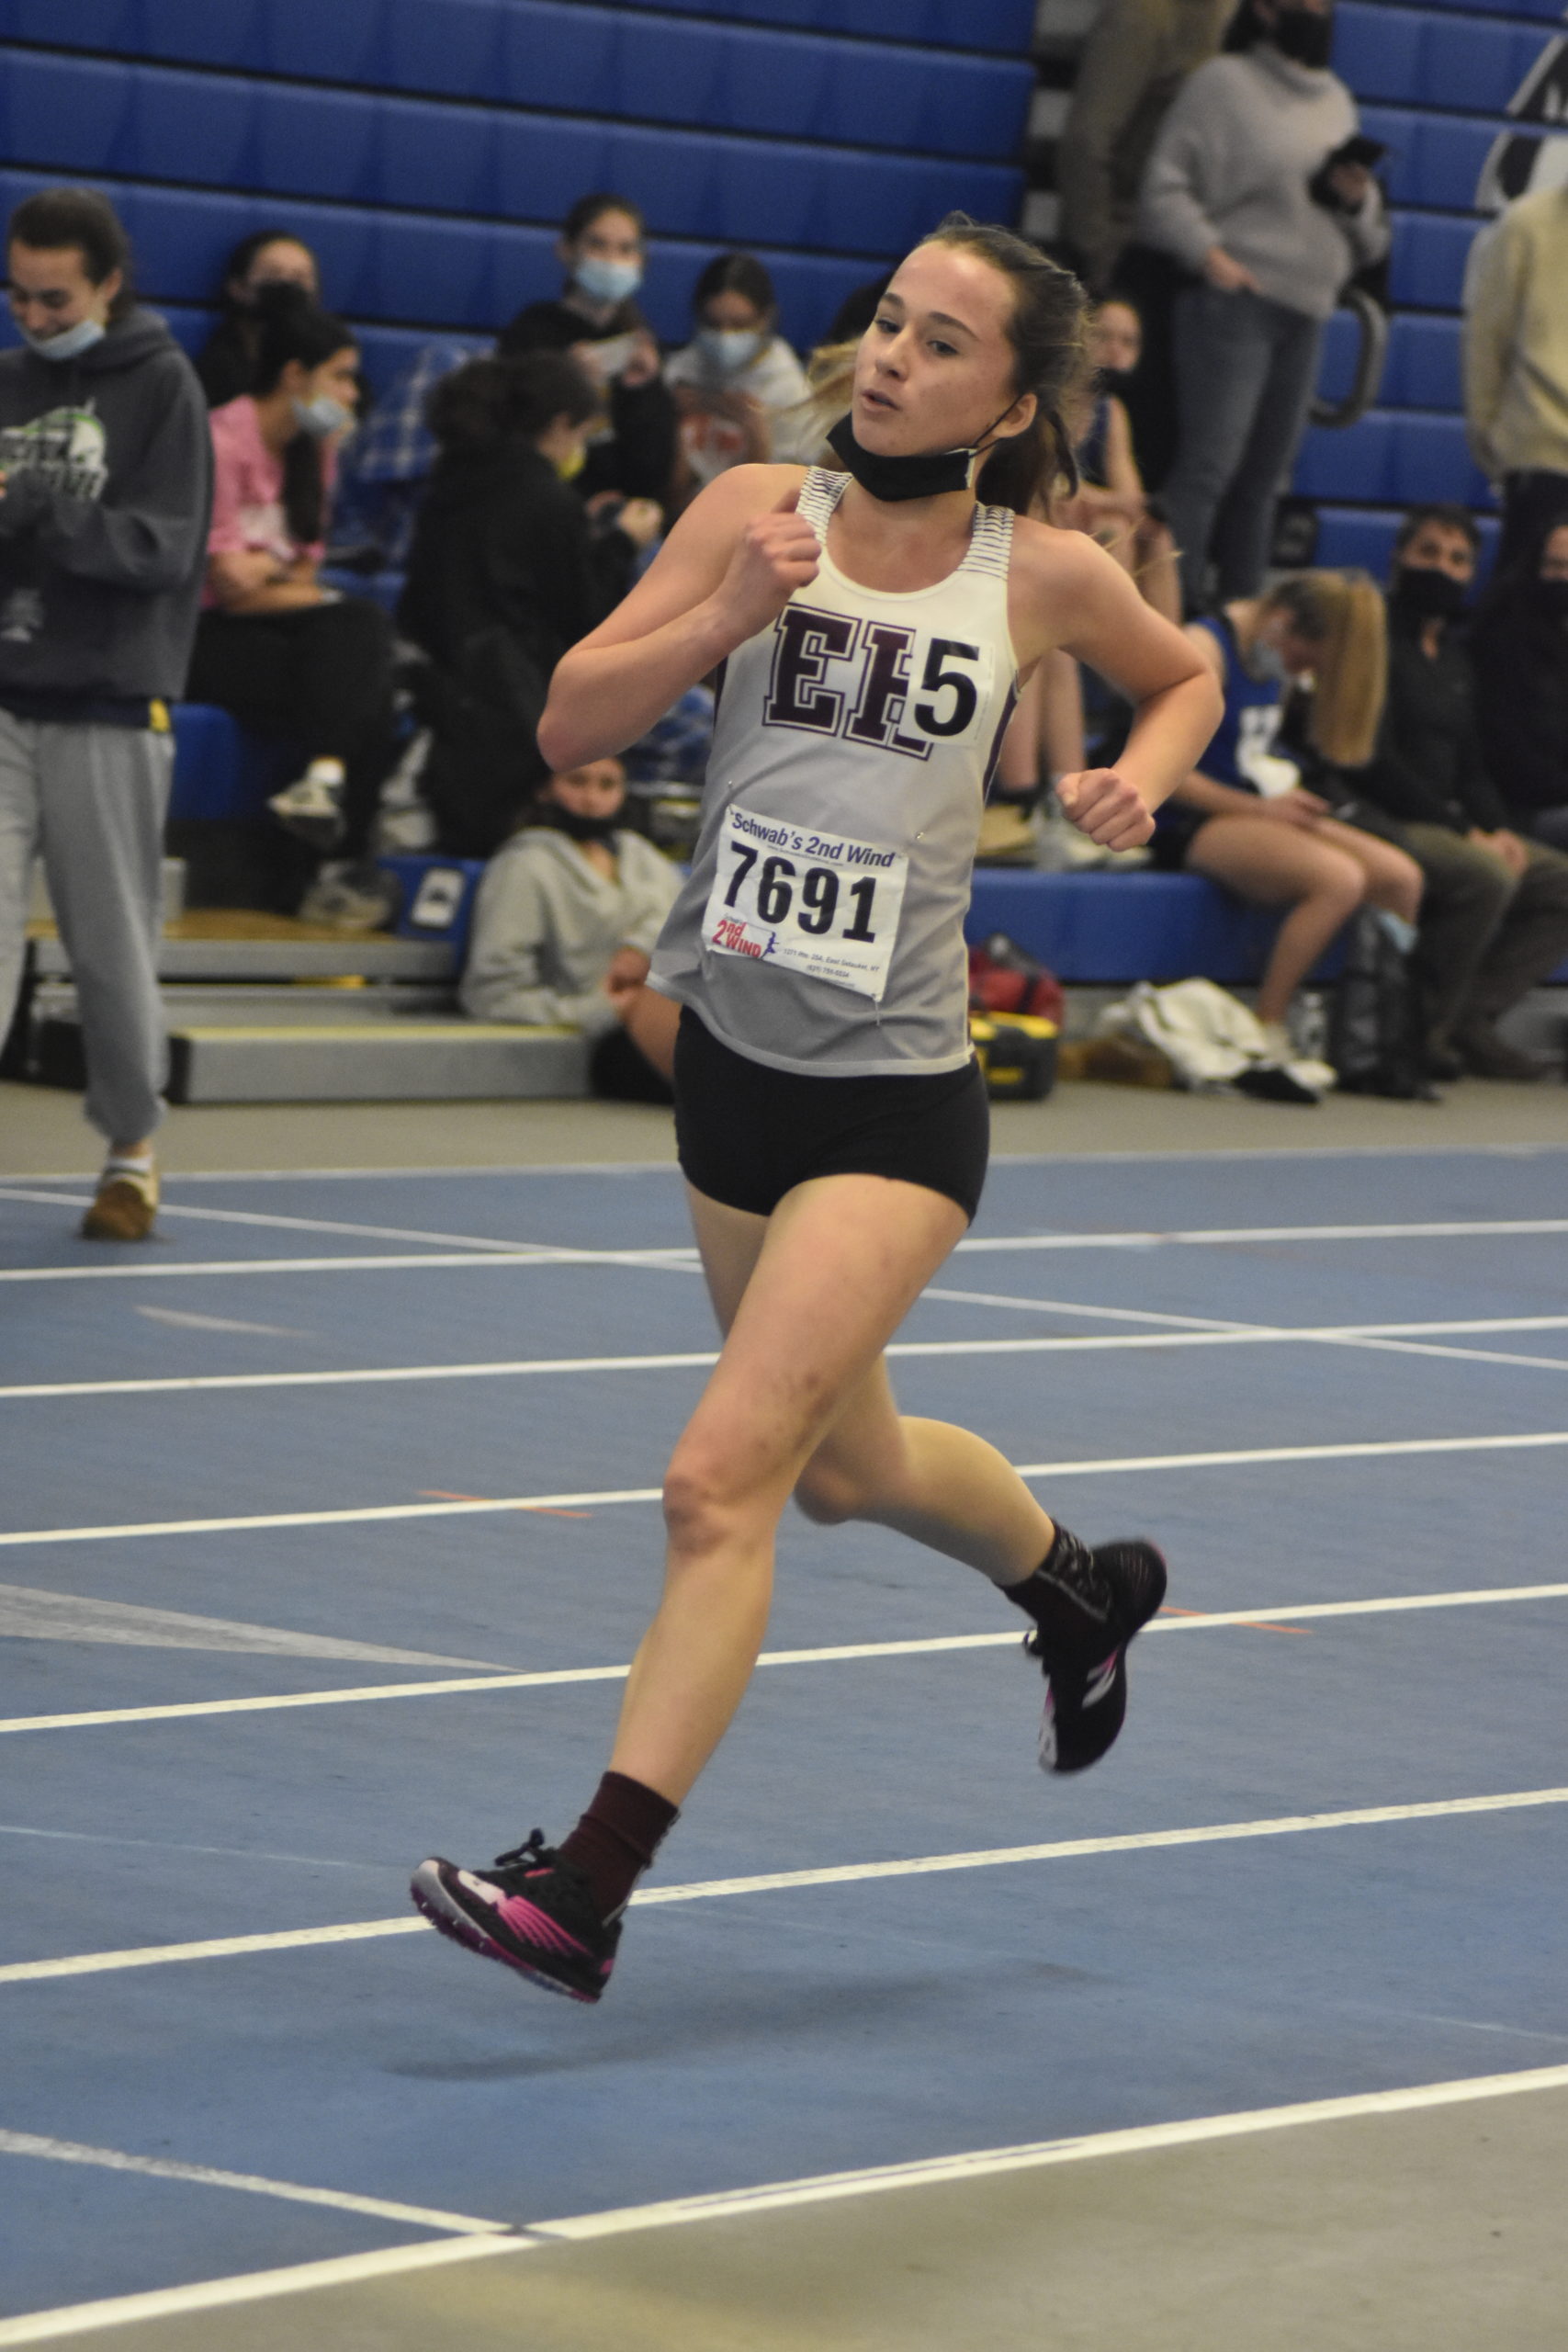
[31,1011,591,1105]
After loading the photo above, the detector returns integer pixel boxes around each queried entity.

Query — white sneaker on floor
[269,759,346,848]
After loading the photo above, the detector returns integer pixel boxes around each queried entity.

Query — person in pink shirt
[186,286,400,924]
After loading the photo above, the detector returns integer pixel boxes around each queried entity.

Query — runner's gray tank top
[649,466,1018,1076]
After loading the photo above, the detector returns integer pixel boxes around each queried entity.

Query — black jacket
[398,441,628,681]
[1360,603,1508,834]
[1471,584,1568,820]
[497,297,676,503]
[397,442,633,858]
[0,309,212,702]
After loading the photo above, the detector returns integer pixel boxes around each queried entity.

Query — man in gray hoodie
[0,187,211,1239]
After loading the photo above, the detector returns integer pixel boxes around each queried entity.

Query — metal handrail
[1309,285,1389,430]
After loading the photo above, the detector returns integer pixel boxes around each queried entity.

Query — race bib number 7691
[701,805,908,1001]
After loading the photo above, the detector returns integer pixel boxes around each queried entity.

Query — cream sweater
[1463,187,1568,480]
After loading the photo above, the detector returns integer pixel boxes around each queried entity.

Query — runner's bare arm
[537,464,814,770]
[1010,525,1221,844]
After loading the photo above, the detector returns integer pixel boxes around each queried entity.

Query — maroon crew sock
[559,1770,680,1918]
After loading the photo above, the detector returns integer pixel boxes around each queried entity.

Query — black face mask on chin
[536,800,621,844]
[1533,577,1568,624]
[826,409,1014,504]
[1392,565,1469,622]
[1271,6,1334,70]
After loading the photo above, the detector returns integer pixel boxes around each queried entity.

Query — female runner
[412,217,1224,2002]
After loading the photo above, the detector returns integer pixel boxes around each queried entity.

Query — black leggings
[186,597,399,854]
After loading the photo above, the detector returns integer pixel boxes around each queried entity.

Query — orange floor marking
[1158,1604,1311,1636]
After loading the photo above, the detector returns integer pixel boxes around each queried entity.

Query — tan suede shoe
[81,1165,159,1243]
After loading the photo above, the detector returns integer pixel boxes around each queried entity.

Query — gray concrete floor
[3,1069,1564,1179]
[56,2087,1568,2352]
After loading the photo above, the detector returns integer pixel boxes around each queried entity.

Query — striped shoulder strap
[796,465,848,548]
[963,500,1014,582]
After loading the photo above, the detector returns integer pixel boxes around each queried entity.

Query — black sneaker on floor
[1024,1538,1168,1774]
[410,1831,620,2002]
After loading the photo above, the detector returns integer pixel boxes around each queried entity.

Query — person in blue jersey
[411,217,1223,2004]
[1156,571,1423,1060]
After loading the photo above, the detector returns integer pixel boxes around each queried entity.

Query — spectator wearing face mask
[498,193,676,508]
[1472,509,1568,859]
[1063,295,1180,624]
[1140,0,1389,609]
[1156,571,1422,1059]
[0,187,211,1242]
[459,754,680,1100]
[193,230,321,410]
[1347,506,1568,1080]
[663,253,815,513]
[186,286,400,925]
[398,352,662,856]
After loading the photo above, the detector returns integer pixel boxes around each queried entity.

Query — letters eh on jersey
[761,603,995,759]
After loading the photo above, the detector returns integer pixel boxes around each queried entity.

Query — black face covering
[1098,368,1137,402]
[826,410,1012,504]
[1392,565,1469,622]
[1533,577,1568,624]
[1271,6,1334,69]
[536,800,622,844]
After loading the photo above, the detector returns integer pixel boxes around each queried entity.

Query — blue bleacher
[1335,2,1554,112]
[168,706,298,825]
[598,0,1037,54]
[964,872,1347,989]
[0,165,879,353]
[0,3,1032,164]
[0,51,1021,257]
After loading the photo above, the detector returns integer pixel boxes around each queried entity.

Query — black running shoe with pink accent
[410,1832,619,2002]
[1023,1538,1168,1774]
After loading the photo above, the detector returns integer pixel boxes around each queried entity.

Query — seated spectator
[460,755,680,1100]
[663,253,815,510]
[1347,504,1568,1081]
[1158,571,1423,1057]
[1472,509,1568,855]
[499,193,676,509]
[1063,296,1180,624]
[398,353,662,857]
[193,230,321,408]
[185,287,400,926]
[1140,0,1389,608]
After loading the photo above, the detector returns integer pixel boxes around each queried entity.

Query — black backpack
[1328,910,1430,1099]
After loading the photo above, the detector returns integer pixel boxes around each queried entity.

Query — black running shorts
[672,1007,990,1223]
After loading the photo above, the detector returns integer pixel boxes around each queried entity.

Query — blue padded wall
[0,0,1032,372]
[1291,0,1568,563]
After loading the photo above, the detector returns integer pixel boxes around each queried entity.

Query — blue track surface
[2,1148,1566,2321]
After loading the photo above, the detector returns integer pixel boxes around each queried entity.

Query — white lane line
[0,2130,503,2235]
[5,1581,1567,1737]
[134,1306,313,1338]
[526,2061,1568,2242]
[956,1219,1568,1251]
[0,1185,583,1256]
[0,1583,506,1668]
[6,1428,1568,1554]
[0,2235,528,2347]
[0,1248,700,1285]
[7,1314,1568,1403]
[9,2060,1568,2345]
[5,1788,1566,1987]
[6,1215,1567,1285]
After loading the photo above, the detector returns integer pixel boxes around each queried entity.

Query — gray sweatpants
[0,709,173,1145]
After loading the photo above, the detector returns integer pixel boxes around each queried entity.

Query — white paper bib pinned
[702,805,908,1001]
